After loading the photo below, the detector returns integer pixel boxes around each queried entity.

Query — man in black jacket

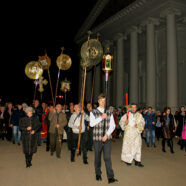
[33,100,43,146]
[11,103,25,145]
[85,102,93,151]
[44,105,54,151]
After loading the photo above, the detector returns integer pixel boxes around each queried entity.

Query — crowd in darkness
[0,98,186,166]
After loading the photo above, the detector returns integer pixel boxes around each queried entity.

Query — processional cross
[37,76,48,93]
[34,76,48,100]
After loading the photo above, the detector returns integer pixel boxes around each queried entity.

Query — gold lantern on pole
[60,78,71,105]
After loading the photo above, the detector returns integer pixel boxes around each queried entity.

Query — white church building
[75,0,186,112]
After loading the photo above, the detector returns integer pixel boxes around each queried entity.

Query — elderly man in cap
[19,107,41,168]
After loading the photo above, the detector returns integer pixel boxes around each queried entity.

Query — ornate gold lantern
[60,78,71,105]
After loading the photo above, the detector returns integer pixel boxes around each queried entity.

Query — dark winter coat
[34,106,43,122]
[33,106,43,133]
[10,109,25,126]
[19,115,41,154]
[0,111,9,135]
[162,114,175,139]
[0,111,9,127]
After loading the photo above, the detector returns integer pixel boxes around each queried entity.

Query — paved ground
[0,138,185,186]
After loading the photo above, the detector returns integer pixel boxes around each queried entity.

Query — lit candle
[126,93,129,121]
[126,93,128,106]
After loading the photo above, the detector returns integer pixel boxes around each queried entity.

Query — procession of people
[0,97,186,184]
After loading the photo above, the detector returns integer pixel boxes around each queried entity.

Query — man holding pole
[68,104,89,164]
[90,93,118,184]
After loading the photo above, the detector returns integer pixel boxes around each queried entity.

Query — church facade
[75,0,186,112]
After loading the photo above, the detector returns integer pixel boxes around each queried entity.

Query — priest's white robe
[119,112,145,163]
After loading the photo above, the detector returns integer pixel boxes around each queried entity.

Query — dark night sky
[1,1,98,105]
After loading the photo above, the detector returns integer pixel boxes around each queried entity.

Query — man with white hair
[68,104,89,164]
[22,103,28,112]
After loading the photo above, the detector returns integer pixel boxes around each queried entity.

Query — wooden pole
[64,92,67,105]
[54,69,60,106]
[40,92,42,101]
[77,67,87,156]
[48,69,55,107]
[90,65,96,105]
[33,81,37,101]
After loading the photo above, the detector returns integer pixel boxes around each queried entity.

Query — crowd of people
[0,96,186,184]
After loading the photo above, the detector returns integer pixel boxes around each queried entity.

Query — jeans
[146,130,155,146]
[13,126,21,143]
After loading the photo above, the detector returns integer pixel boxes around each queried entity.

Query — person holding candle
[119,103,145,167]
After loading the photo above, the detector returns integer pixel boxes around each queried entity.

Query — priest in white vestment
[119,104,145,167]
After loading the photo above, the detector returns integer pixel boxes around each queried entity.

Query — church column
[129,27,140,104]
[114,33,125,107]
[142,18,159,108]
[161,8,181,111]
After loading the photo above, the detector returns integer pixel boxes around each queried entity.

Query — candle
[126,93,128,106]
